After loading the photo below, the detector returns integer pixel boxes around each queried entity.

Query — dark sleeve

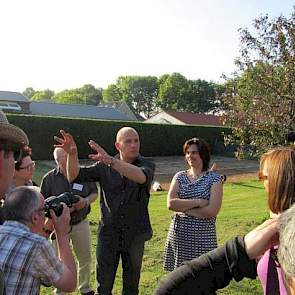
[153,236,257,295]
[140,159,155,187]
[75,162,104,183]
[40,174,52,199]
[87,181,98,194]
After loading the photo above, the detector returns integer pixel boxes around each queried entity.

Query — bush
[7,114,231,160]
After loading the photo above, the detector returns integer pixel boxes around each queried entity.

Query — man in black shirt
[55,127,155,295]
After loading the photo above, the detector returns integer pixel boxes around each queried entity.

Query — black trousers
[96,233,145,295]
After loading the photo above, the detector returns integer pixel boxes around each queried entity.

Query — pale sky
[0,0,294,92]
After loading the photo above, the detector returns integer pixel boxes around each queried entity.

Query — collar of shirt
[3,220,30,232]
[54,166,64,176]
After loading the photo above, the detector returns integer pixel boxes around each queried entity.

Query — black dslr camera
[44,192,80,218]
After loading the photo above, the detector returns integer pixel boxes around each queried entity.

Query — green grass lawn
[35,162,268,295]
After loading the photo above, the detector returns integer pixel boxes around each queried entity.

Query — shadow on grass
[231,182,264,189]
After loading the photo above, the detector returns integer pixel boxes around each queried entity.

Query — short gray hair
[3,186,40,223]
[278,203,295,280]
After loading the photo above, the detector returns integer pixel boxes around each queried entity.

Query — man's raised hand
[88,140,113,165]
[54,130,77,155]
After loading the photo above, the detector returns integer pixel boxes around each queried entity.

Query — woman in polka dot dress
[163,137,223,271]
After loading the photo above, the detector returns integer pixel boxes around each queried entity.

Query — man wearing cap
[0,110,28,202]
[0,110,29,292]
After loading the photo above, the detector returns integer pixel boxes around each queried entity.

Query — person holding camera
[54,127,155,295]
[40,147,98,295]
[0,186,77,295]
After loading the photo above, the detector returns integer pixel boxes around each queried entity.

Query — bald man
[55,127,155,295]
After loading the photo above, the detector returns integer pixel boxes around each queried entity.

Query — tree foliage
[23,87,36,99]
[223,10,295,158]
[118,76,159,118]
[31,89,55,101]
[53,84,102,105]
[102,84,122,102]
[157,73,219,114]
[22,76,222,118]
[102,76,159,118]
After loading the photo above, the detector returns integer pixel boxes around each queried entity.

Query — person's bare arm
[54,130,80,183]
[51,203,77,292]
[88,140,146,184]
[185,181,223,218]
[244,218,279,259]
[167,176,209,212]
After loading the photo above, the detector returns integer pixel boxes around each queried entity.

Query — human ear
[114,142,120,152]
[31,212,38,224]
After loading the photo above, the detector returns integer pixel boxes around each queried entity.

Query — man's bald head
[116,127,139,143]
[53,147,67,161]
[115,127,140,162]
[53,147,67,170]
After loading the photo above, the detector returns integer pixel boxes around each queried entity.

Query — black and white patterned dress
[163,170,222,271]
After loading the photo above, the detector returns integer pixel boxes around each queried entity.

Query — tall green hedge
[7,114,231,160]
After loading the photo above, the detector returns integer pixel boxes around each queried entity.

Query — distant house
[145,110,224,126]
[0,90,138,121]
[99,101,138,121]
[30,101,135,121]
[0,91,30,113]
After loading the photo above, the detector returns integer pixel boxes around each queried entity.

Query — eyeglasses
[258,171,268,181]
[19,161,35,171]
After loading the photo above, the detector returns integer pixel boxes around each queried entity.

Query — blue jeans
[96,233,145,295]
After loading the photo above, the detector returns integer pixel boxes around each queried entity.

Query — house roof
[30,101,133,121]
[0,91,29,102]
[165,110,223,126]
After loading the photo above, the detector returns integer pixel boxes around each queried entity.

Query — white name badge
[73,183,83,191]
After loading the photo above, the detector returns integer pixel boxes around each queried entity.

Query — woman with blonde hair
[257,146,295,295]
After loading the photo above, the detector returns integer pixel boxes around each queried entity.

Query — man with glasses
[0,186,77,294]
[13,146,38,187]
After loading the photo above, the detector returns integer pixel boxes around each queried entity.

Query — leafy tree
[102,84,123,102]
[23,87,36,99]
[223,11,295,158]
[186,80,219,113]
[53,89,85,104]
[157,73,188,110]
[79,84,102,105]
[53,84,102,105]
[117,76,159,118]
[157,73,218,113]
[31,89,55,101]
